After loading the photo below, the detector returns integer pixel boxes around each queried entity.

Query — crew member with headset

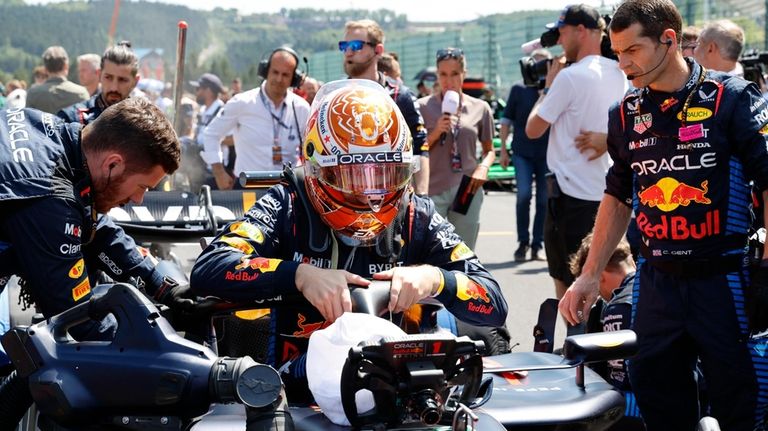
[561,0,768,429]
[201,46,311,190]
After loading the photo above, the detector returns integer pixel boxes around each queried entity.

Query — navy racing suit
[57,93,108,126]
[586,273,642,429]
[190,172,508,403]
[605,59,768,430]
[0,108,169,330]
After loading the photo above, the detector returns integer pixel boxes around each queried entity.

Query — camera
[519,14,616,87]
[519,56,552,88]
[740,49,768,89]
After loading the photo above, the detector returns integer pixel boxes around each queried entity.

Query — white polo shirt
[537,55,628,201]
[201,83,310,174]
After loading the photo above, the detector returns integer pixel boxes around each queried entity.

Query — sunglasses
[436,48,464,61]
[338,40,376,52]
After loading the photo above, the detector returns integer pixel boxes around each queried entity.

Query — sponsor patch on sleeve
[220,236,255,254]
[72,277,91,302]
[455,273,490,303]
[450,242,474,261]
[68,258,85,279]
[234,257,280,273]
[229,221,265,244]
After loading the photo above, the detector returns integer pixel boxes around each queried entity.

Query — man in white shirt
[202,47,310,190]
[526,4,629,311]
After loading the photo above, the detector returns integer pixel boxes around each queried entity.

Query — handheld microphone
[626,40,672,80]
[440,90,460,145]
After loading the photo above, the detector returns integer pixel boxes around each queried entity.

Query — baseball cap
[189,73,224,94]
[546,4,601,29]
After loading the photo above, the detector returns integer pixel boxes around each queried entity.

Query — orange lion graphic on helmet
[302,80,413,244]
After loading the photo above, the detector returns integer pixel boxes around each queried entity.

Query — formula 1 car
[2,281,636,431]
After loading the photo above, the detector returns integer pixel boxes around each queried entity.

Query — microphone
[626,40,672,80]
[521,38,542,55]
[440,90,460,145]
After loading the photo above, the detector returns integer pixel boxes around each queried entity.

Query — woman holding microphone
[417,47,496,250]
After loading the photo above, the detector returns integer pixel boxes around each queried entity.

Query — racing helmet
[302,79,413,244]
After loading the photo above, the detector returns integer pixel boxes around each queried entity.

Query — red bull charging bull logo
[456,273,491,303]
[637,177,711,212]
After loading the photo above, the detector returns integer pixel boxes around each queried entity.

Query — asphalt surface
[170,186,565,352]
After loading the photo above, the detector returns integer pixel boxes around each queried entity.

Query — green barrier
[488,164,515,180]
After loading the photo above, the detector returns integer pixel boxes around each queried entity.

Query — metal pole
[172,20,188,135]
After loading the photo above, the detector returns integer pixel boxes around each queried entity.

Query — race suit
[586,273,643,429]
[56,93,107,126]
[190,174,508,403]
[0,108,168,334]
[605,59,768,430]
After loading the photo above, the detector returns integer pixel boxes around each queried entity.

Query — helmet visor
[315,162,413,196]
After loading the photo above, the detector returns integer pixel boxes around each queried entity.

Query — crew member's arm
[728,82,768,258]
[201,98,240,190]
[86,216,169,295]
[2,197,95,318]
[560,101,634,325]
[190,184,368,322]
[374,199,507,327]
[525,55,567,139]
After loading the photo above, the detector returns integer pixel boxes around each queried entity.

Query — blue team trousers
[629,259,768,431]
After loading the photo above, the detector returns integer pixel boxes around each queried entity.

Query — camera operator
[525,4,628,333]
[694,19,745,76]
[501,49,552,262]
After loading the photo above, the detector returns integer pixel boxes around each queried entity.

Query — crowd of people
[0,0,768,429]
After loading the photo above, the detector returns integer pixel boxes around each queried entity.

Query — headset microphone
[626,40,672,80]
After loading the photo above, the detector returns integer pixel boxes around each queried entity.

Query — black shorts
[543,187,600,285]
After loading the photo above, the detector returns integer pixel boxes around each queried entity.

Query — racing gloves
[153,276,195,310]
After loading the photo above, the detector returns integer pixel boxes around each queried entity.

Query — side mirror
[562,330,637,389]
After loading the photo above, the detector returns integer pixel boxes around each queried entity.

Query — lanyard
[259,88,289,145]
[636,65,707,140]
[679,66,707,129]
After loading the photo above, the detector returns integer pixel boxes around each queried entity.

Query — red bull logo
[456,274,491,303]
[660,97,678,112]
[234,257,280,273]
[637,177,711,212]
[292,313,329,338]
[636,209,720,240]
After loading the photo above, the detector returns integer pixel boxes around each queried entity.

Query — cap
[547,4,601,30]
[189,73,224,94]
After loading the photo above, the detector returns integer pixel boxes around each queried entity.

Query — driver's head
[302,80,413,244]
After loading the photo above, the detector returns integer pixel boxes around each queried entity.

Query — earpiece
[109,163,117,170]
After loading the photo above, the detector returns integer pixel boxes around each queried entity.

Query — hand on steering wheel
[374,265,441,314]
[295,264,370,322]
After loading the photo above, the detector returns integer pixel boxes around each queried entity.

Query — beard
[344,55,375,77]
[93,172,129,214]
[196,94,206,105]
[104,91,125,106]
